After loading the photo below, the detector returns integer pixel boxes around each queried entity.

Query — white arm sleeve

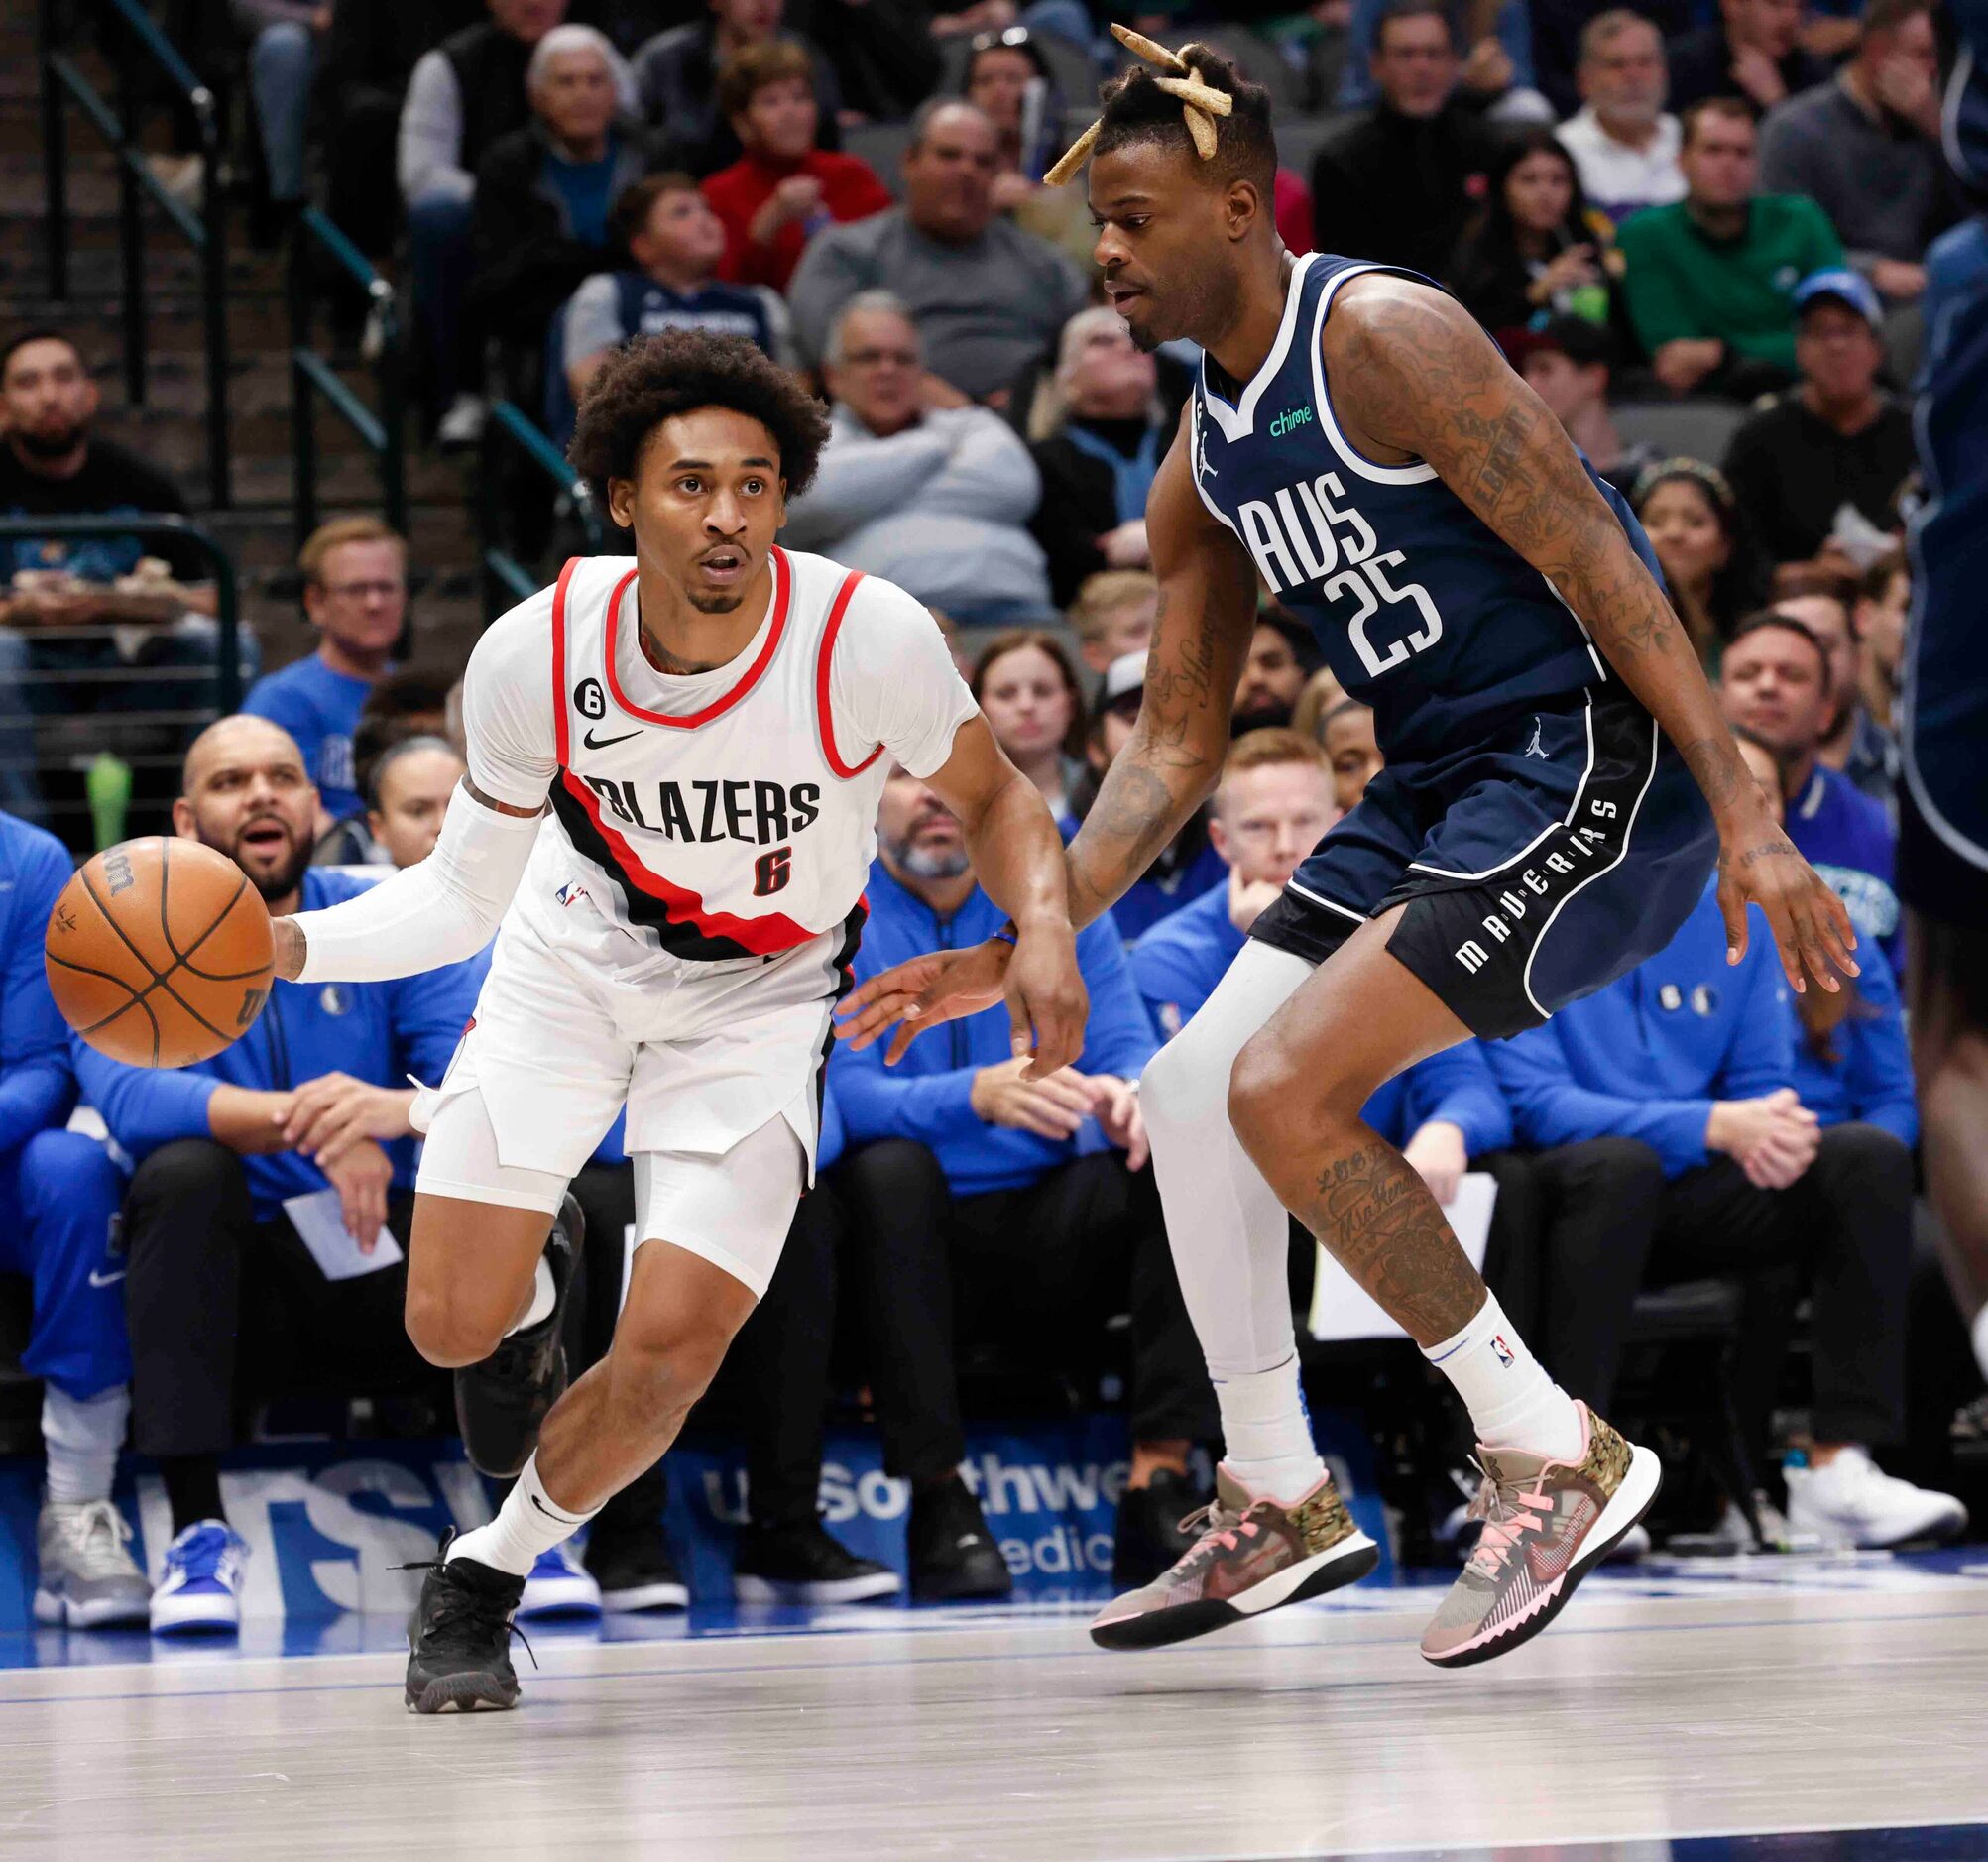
[292,587,562,983]
[292,786,543,983]
[831,575,981,779]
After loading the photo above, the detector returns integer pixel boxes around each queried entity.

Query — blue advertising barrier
[0,1414,1392,1632]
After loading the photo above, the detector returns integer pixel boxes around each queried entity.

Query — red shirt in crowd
[701,150,894,292]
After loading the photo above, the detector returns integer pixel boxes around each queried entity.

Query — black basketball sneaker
[404,1532,528,1714]
[455,1194,582,1477]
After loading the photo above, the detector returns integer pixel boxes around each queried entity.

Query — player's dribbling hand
[321,1137,394,1248]
[836,939,1013,1063]
[1715,820,1859,995]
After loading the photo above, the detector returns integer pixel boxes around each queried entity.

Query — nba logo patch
[1490,1335,1516,1369]
[556,881,590,909]
[318,985,349,1016]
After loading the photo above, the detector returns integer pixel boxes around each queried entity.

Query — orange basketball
[45,836,275,1068]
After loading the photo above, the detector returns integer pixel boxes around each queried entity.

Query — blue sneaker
[517,1543,602,1620]
[150,1520,247,1636]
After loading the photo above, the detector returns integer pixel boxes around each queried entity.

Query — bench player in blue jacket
[0,809,146,1629]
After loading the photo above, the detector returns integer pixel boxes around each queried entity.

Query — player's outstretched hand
[1716,820,1859,995]
[836,938,1014,1064]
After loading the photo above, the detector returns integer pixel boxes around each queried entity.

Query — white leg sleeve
[1140,938,1315,1382]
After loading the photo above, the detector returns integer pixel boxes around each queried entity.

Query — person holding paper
[73,716,480,1637]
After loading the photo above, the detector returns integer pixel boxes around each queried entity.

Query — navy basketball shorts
[1251,690,1718,1041]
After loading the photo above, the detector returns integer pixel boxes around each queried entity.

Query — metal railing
[289,208,409,551]
[479,401,605,618]
[39,0,232,509]
[0,515,247,848]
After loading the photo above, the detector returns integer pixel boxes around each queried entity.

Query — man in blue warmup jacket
[243,519,406,832]
[1720,611,1902,977]
[829,761,1218,1599]
[0,809,149,1628]
[1487,871,1964,1549]
[73,718,478,1635]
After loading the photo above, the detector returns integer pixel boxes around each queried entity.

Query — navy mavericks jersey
[1189,252,1663,767]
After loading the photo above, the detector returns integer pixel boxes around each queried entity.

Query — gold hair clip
[1045,23,1233,185]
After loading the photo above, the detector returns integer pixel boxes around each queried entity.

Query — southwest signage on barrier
[0,1416,1390,1633]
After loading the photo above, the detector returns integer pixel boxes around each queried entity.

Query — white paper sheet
[284,1188,403,1281]
[1307,1170,1498,1343]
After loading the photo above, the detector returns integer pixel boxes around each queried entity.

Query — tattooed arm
[1324,272,1857,993]
[1064,414,1260,930]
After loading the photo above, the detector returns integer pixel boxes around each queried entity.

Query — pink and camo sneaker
[1091,1464,1378,1651]
[1420,1403,1659,1669]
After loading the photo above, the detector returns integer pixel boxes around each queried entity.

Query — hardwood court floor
[4,1555,1988,1860]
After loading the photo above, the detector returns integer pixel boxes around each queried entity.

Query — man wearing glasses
[245,518,408,835]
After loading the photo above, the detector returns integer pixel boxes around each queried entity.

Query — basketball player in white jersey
[264,332,1086,1712]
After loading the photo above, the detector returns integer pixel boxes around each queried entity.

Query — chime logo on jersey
[574,773,822,849]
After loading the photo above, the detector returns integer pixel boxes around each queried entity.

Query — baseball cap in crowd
[1792,268,1883,330]
[1509,315,1616,372]
[1101,650,1146,714]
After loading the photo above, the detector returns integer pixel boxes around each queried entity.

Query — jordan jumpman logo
[1523,717,1547,759]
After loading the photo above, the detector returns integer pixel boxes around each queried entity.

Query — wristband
[991,921,1019,947]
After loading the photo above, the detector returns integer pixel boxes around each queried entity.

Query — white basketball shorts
[412,910,842,1297]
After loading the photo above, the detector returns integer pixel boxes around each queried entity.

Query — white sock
[1972,1306,1988,1387]
[1215,1355,1328,1502]
[446,1452,597,1578]
[43,1385,129,1506]
[1423,1292,1584,1462]
[505,1257,555,1338]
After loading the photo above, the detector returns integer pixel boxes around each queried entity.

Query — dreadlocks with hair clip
[1047,24,1276,191]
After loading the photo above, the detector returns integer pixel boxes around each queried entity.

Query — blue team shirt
[1189,251,1663,770]
[73,868,478,1220]
[243,652,386,822]
[1785,762,1902,977]
[1787,942,1916,1146]
[0,811,78,1161]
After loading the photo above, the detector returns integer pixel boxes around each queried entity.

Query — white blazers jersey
[460,546,979,989]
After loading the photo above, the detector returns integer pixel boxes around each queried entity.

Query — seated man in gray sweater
[780,291,1055,626]
[785,100,1087,406]
[1757,0,1951,304]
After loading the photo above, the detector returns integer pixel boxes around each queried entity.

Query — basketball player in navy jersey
[840,29,1857,1668]
[1901,0,1988,1454]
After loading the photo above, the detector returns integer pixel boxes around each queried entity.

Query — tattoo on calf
[1301,1140,1488,1346]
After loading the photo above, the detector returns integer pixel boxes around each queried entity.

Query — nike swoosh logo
[582,727,642,750]
[87,1268,125,1288]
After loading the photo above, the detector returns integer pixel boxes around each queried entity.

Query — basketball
[44,836,275,1068]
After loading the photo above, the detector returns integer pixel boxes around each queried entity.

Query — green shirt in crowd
[1616,194,1844,372]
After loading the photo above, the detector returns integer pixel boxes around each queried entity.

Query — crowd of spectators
[4,0,1983,1631]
